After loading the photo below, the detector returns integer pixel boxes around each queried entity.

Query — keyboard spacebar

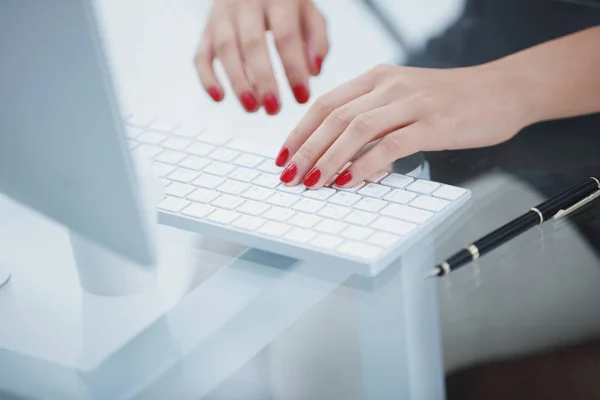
[226,138,279,159]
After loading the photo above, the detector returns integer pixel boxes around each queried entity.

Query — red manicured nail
[315,56,324,75]
[280,163,297,183]
[292,84,310,104]
[263,93,280,115]
[303,167,321,187]
[207,86,223,102]
[275,147,289,167]
[335,170,352,186]
[240,91,259,112]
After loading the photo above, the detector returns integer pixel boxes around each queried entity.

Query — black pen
[426,176,600,278]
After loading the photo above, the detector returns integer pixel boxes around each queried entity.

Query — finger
[274,72,374,167]
[213,17,259,112]
[312,102,416,188]
[194,32,224,102]
[284,92,390,188]
[266,2,311,104]
[236,3,280,115]
[301,3,329,76]
[336,123,426,187]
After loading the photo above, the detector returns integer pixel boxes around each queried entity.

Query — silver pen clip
[552,177,600,220]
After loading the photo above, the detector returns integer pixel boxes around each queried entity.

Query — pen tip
[423,268,441,279]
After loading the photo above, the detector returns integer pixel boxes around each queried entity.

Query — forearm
[488,26,600,125]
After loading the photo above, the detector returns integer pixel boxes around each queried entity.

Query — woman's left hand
[275,63,534,188]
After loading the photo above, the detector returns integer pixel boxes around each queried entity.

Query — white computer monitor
[0,0,155,266]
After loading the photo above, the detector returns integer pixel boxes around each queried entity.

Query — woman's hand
[195,0,329,115]
[275,63,534,188]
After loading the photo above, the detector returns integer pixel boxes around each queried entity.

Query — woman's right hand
[194,0,329,115]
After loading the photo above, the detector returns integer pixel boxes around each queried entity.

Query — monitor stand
[70,231,157,297]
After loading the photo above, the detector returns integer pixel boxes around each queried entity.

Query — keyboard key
[203,161,236,176]
[125,126,144,138]
[288,213,322,228]
[433,185,467,201]
[258,221,291,237]
[232,215,266,231]
[285,228,317,244]
[367,170,389,183]
[209,148,240,162]
[167,168,200,183]
[216,180,250,196]
[267,192,300,207]
[233,154,265,168]
[406,180,440,195]
[263,207,295,222]
[197,131,232,145]
[147,120,180,132]
[303,187,336,201]
[278,184,307,195]
[162,137,192,150]
[318,204,351,220]
[253,173,281,189]
[137,131,167,144]
[311,234,343,250]
[315,219,347,234]
[242,186,275,201]
[179,156,211,171]
[212,195,245,210]
[228,167,261,182]
[164,183,195,198]
[358,183,391,198]
[192,174,225,189]
[380,174,413,189]
[181,203,216,219]
[292,198,326,213]
[187,142,216,157]
[127,113,155,127]
[134,144,162,159]
[334,181,365,193]
[367,232,402,248]
[207,209,241,225]
[381,204,434,224]
[410,195,450,212]
[173,125,204,138]
[257,160,283,175]
[337,242,382,259]
[328,192,361,207]
[187,188,220,204]
[354,198,387,213]
[151,162,176,177]
[158,197,190,213]
[155,150,187,165]
[237,200,270,216]
[226,138,279,158]
[341,226,374,241]
[384,189,417,204]
[371,217,417,235]
[345,210,378,226]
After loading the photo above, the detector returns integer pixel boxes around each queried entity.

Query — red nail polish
[335,170,352,186]
[275,147,289,167]
[207,86,223,102]
[280,163,297,183]
[240,92,259,112]
[315,56,324,75]
[303,167,321,187]
[292,85,310,104]
[263,93,280,115]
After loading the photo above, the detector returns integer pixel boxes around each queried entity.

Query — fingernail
[303,167,321,187]
[335,170,352,186]
[275,147,289,167]
[315,56,324,75]
[207,86,223,102]
[280,163,297,183]
[292,84,310,104]
[240,91,259,112]
[263,93,280,115]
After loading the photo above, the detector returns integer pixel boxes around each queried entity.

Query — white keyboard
[126,116,470,276]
